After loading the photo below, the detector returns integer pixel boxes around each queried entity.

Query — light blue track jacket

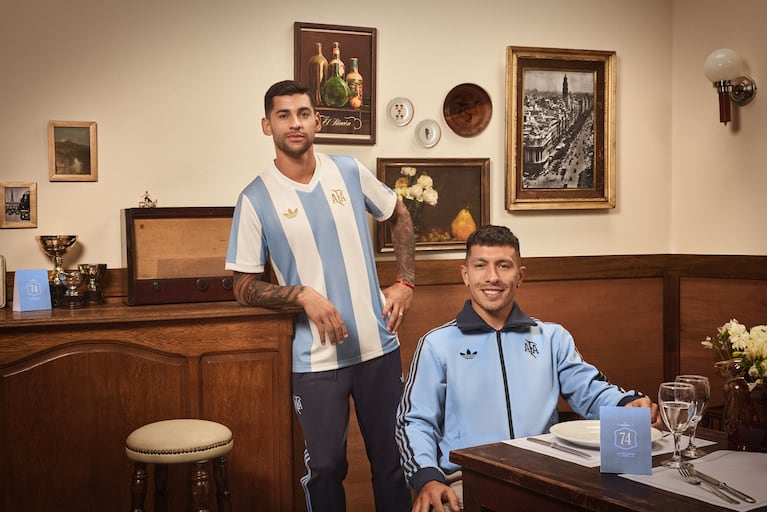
[395,300,644,493]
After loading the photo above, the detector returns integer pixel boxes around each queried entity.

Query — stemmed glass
[675,375,710,459]
[658,381,697,468]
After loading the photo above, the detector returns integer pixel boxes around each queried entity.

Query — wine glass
[675,375,710,459]
[658,381,697,468]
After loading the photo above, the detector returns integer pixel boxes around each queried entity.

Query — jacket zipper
[495,330,514,438]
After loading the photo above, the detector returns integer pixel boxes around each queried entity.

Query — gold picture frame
[376,158,489,252]
[506,46,616,210]
[1,181,37,228]
[48,120,98,182]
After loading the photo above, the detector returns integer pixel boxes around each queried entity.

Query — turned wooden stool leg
[213,455,232,512]
[191,460,211,512]
[130,462,147,512]
[126,419,233,512]
[154,463,168,512]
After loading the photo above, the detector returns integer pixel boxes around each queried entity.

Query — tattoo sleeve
[388,199,416,285]
[232,271,304,308]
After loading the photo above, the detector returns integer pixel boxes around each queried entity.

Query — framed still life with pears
[294,22,377,145]
[376,158,489,253]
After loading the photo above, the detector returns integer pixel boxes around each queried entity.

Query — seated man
[395,225,661,512]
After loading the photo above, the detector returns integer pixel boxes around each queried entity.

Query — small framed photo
[376,158,489,252]
[506,46,616,210]
[1,181,37,228]
[294,22,377,145]
[48,120,98,182]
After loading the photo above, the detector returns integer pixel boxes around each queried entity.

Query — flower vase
[405,201,423,242]
[714,358,767,452]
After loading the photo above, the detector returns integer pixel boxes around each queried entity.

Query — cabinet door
[201,351,294,511]
[0,342,190,510]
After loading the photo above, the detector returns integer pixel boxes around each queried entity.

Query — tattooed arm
[233,271,347,345]
[381,199,415,333]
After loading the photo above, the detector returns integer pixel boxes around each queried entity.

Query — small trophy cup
[36,235,78,308]
[78,263,106,305]
[59,269,85,308]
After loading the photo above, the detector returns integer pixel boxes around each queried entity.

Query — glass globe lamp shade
[704,48,742,82]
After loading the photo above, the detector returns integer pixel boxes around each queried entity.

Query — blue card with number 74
[599,406,652,474]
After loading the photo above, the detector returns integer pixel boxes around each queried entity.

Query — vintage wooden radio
[121,207,235,305]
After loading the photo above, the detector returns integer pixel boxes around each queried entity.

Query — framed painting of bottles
[294,22,377,145]
[375,158,489,252]
[505,46,616,211]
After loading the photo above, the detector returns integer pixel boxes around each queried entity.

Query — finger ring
[398,313,404,317]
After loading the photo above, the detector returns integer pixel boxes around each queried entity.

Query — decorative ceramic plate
[549,420,663,448]
[415,119,441,148]
[442,83,492,137]
[386,97,414,126]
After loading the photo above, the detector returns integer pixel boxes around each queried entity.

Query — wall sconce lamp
[703,48,757,125]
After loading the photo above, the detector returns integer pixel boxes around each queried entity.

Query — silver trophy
[36,235,78,307]
[78,263,106,305]
[59,269,85,308]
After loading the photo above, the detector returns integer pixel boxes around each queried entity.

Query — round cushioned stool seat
[126,419,233,464]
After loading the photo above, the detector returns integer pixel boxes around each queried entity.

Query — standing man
[396,225,659,511]
[226,80,414,511]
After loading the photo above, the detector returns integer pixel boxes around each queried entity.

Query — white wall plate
[386,97,414,126]
[415,119,441,148]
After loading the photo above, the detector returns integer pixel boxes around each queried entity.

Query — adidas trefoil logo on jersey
[283,208,298,219]
[460,348,477,360]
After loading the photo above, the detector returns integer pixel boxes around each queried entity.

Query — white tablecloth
[504,433,715,468]
[620,450,767,511]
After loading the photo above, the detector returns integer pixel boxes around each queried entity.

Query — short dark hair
[264,80,314,116]
[466,225,521,258]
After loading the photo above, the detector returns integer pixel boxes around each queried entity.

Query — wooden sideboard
[0,302,297,511]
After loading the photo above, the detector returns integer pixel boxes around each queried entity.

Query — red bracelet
[395,279,415,290]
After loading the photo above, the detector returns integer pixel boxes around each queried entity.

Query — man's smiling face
[460,243,526,329]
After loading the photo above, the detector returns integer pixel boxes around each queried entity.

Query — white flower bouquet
[702,319,767,390]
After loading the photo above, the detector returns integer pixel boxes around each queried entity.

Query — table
[450,428,765,512]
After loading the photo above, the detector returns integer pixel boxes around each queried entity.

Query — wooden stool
[125,419,234,512]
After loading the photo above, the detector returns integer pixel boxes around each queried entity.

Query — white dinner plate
[549,420,663,448]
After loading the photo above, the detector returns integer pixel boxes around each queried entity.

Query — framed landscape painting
[48,120,98,182]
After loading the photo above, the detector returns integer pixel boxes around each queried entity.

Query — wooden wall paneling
[679,277,767,408]
[663,271,682,381]
[518,278,665,402]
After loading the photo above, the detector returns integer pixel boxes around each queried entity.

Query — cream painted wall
[0,0,760,272]
[671,0,767,255]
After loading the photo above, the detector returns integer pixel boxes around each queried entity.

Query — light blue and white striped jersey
[225,153,400,373]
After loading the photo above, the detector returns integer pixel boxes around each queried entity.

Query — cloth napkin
[620,450,767,511]
[504,433,716,468]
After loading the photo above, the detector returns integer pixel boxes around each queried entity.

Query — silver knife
[526,437,592,459]
[693,468,757,503]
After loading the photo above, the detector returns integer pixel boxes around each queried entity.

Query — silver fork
[677,465,739,504]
